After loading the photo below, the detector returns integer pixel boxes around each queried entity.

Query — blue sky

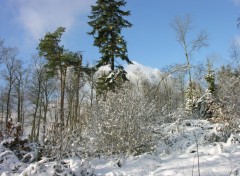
[0,0,240,69]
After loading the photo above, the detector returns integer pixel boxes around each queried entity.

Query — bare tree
[170,15,208,112]
[229,39,240,70]
[28,56,45,141]
[28,55,56,141]
[13,62,28,132]
[65,53,83,130]
[1,47,21,126]
[41,69,56,143]
[0,39,4,63]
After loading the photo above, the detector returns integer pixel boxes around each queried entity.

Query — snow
[89,119,240,176]
[96,64,112,75]
[1,119,240,175]
[125,61,162,83]
[95,61,162,83]
[90,145,240,176]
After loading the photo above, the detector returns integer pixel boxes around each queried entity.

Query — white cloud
[232,35,240,46]
[9,0,95,40]
[231,0,240,6]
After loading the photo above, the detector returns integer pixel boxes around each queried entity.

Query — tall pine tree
[88,0,132,93]
[37,27,82,125]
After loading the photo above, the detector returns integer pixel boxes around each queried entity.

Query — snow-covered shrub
[1,138,40,164]
[3,118,22,140]
[43,124,86,160]
[0,146,22,174]
[88,83,157,156]
[159,108,189,124]
[0,119,41,164]
[154,119,231,155]
[194,89,224,119]
[217,67,240,134]
[185,82,201,114]
[19,157,94,176]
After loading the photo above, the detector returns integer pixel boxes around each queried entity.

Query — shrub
[88,84,157,156]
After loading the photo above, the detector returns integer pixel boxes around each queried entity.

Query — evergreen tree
[185,82,201,113]
[88,0,132,93]
[205,61,215,94]
[37,27,82,125]
[88,0,132,70]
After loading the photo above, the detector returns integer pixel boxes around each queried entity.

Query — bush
[43,123,85,160]
[87,84,157,156]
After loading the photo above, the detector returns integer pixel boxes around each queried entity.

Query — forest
[0,0,240,175]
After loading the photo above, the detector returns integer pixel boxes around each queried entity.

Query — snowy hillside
[1,119,240,176]
[91,119,240,176]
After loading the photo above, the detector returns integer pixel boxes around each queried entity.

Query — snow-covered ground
[1,119,240,176]
[91,149,240,176]
[91,119,240,176]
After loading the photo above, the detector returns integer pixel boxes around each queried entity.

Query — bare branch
[190,31,208,54]
[170,15,192,48]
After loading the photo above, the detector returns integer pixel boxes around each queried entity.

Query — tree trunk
[36,103,42,141]
[74,71,81,129]
[6,83,12,125]
[30,82,41,141]
[42,86,49,144]
[60,68,66,126]
[17,81,21,123]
